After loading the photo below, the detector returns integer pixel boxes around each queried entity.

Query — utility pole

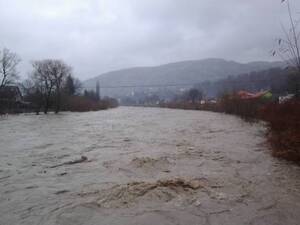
[96,80,101,101]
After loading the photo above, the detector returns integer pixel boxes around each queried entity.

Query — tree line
[0,48,118,114]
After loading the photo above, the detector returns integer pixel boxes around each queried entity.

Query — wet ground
[0,107,300,225]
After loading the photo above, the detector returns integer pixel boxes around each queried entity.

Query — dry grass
[260,100,300,163]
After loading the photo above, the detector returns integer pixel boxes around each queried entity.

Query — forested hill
[196,67,293,98]
[84,58,284,96]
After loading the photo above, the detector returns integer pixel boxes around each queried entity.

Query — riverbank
[0,97,119,115]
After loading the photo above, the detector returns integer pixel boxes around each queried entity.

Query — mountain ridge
[83,58,284,97]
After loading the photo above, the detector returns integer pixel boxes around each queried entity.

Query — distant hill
[83,58,284,97]
[196,67,290,98]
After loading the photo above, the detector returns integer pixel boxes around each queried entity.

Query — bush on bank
[61,96,118,112]
[260,100,300,164]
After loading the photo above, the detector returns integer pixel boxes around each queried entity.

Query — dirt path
[0,107,299,225]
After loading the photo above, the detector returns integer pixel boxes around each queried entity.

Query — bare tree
[21,78,44,114]
[275,0,300,72]
[64,75,82,96]
[96,80,100,101]
[0,48,21,87]
[31,59,71,114]
[188,88,203,103]
[50,60,71,113]
[73,77,82,95]
[31,61,55,114]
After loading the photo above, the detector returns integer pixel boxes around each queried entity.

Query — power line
[84,78,284,89]
[84,83,196,89]
[84,71,287,90]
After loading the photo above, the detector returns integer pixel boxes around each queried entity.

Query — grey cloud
[0,0,299,80]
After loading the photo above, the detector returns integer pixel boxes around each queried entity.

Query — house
[0,86,23,113]
[237,90,272,100]
[0,86,22,102]
[279,94,295,104]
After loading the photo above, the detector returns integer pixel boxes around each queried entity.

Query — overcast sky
[0,0,299,80]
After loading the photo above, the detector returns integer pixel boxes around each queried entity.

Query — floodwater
[0,107,299,225]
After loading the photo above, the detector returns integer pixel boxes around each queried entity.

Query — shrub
[62,96,118,112]
[260,100,300,163]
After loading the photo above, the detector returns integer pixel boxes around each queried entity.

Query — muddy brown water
[0,107,299,225]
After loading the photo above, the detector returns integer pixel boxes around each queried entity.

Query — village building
[0,86,24,113]
[237,90,272,100]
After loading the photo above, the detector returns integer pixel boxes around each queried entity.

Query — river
[0,107,299,225]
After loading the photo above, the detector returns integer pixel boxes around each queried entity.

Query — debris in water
[49,156,88,168]
[58,172,68,176]
[55,190,70,195]
[25,185,38,189]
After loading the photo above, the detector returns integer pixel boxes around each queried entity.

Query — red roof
[237,90,268,100]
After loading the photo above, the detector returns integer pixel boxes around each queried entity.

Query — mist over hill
[84,58,284,98]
